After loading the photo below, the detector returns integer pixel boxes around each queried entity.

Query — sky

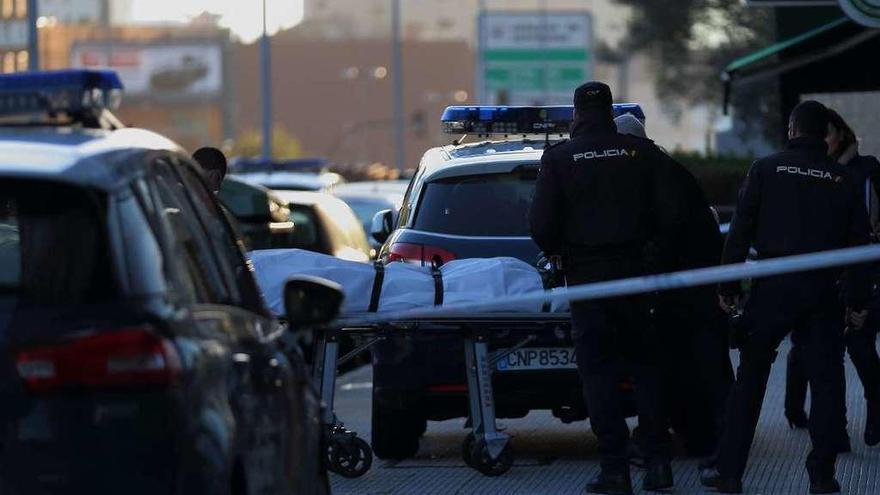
[130,0,304,43]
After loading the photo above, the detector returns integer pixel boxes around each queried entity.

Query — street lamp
[26,0,37,70]
[391,0,404,172]
[261,0,272,160]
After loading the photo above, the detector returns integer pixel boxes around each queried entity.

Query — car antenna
[453,134,468,146]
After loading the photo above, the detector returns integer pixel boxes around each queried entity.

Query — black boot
[785,409,810,429]
[836,429,851,454]
[642,462,673,492]
[585,470,633,495]
[808,474,841,494]
[785,346,809,429]
[865,401,880,447]
[699,468,743,493]
[807,461,841,494]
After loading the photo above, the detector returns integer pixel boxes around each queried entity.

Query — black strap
[368,262,385,312]
[431,264,444,306]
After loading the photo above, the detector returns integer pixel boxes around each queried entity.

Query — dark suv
[0,94,328,493]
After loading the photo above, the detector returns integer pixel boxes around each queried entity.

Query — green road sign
[478,12,593,105]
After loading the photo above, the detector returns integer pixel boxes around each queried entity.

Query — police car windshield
[0,181,116,305]
[413,171,536,237]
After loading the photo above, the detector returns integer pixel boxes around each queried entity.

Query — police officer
[784,109,880,448]
[193,146,228,195]
[530,82,688,494]
[701,101,871,494]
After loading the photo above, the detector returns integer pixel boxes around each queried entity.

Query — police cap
[574,81,613,112]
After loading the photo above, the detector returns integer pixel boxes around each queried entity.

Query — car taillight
[386,242,456,266]
[15,327,181,393]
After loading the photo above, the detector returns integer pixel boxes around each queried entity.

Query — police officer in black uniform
[701,101,871,494]
[529,82,688,494]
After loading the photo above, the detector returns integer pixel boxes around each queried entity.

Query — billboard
[71,42,224,99]
[477,12,593,106]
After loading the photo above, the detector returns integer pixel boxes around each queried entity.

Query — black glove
[728,311,750,350]
[536,253,565,288]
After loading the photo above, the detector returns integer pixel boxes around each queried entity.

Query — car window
[397,171,421,227]
[173,161,244,302]
[175,160,267,314]
[0,181,116,306]
[290,205,323,252]
[413,171,537,236]
[339,197,391,233]
[150,161,231,304]
[319,198,364,249]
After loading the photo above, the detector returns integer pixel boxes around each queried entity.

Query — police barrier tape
[334,244,880,326]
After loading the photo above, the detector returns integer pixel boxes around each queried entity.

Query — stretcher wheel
[469,437,513,476]
[327,436,373,478]
[461,433,477,468]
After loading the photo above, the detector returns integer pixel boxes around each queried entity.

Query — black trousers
[570,282,671,473]
[658,287,734,456]
[717,273,845,481]
[786,313,880,412]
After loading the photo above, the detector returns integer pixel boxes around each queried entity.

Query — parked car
[364,104,705,460]
[218,175,296,250]
[0,70,333,495]
[333,181,407,252]
[230,159,344,193]
[275,190,372,263]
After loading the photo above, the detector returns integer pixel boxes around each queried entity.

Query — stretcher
[312,312,571,478]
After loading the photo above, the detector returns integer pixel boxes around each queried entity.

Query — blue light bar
[441,104,645,135]
[0,69,124,118]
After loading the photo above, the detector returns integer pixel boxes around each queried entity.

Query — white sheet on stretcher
[248,249,560,317]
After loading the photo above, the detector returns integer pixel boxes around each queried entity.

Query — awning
[721,16,880,113]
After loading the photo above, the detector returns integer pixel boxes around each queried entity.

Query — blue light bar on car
[441,104,645,135]
[0,69,123,118]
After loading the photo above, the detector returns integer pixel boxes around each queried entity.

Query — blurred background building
[9,0,875,172]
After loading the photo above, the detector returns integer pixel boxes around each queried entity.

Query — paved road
[330,339,880,494]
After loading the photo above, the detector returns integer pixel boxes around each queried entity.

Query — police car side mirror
[370,209,394,244]
[284,275,344,330]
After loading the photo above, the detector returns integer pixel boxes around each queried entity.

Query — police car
[0,70,331,495]
[366,105,648,460]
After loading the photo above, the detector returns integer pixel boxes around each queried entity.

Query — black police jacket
[846,153,880,213]
[720,137,871,304]
[528,117,690,263]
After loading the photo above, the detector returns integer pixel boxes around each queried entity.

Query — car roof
[0,125,182,189]
[419,140,545,182]
[231,171,343,191]
[333,180,408,196]
[333,181,406,205]
[274,189,347,207]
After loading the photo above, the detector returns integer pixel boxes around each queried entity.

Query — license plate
[493,347,577,371]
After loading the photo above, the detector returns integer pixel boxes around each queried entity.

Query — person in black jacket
[702,101,871,494]
[784,109,880,448]
[529,82,689,495]
[615,113,734,462]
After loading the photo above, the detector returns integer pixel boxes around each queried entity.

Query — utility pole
[260,0,273,160]
[477,0,486,103]
[26,0,38,70]
[391,0,404,171]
